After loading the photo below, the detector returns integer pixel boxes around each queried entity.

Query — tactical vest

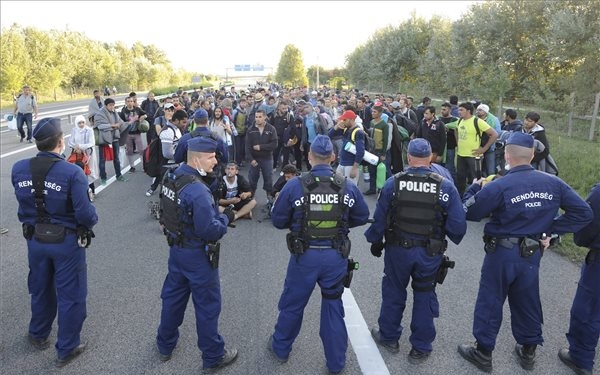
[159,172,198,245]
[388,172,443,238]
[298,173,348,241]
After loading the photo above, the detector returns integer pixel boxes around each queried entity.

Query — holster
[33,223,66,244]
[436,255,455,285]
[22,223,34,240]
[427,238,447,257]
[519,237,540,258]
[483,234,497,254]
[338,236,351,259]
[206,242,220,269]
[344,258,359,288]
[286,233,305,255]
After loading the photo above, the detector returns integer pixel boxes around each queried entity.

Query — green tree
[275,44,307,87]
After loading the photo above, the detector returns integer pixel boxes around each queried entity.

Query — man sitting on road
[218,162,257,221]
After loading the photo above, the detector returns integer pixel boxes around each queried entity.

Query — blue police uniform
[173,127,228,165]
[12,118,98,361]
[563,182,600,372]
[365,162,466,355]
[156,162,233,369]
[461,133,592,362]
[269,135,369,373]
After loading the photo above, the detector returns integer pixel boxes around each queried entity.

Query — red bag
[67,151,91,175]
[103,144,114,161]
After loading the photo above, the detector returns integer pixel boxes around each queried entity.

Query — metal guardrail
[1,93,173,129]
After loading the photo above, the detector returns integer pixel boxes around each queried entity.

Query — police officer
[268,135,369,374]
[156,136,238,372]
[458,132,593,372]
[11,117,98,367]
[559,182,600,375]
[365,138,466,363]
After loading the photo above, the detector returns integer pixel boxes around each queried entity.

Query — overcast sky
[1,1,479,75]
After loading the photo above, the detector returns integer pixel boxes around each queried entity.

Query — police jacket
[574,183,600,250]
[365,166,466,246]
[463,165,592,237]
[271,164,369,248]
[168,164,229,249]
[12,152,98,230]
[173,127,228,165]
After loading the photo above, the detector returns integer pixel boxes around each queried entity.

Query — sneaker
[457,342,492,373]
[101,179,107,186]
[558,348,592,375]
[267,336,288,363]
[129,167,136,173]
[27,334,50,350]
[370,327,399,353]
[27,139,33,143]
[55,342,87,368]
[116,175,128,182]
[203,348,238,373]
[408,348,430,364]
[146,188,155,197]
[20,137,24,143]
[88,190,95,202]
[363,190,377,196]
[515,343,536,370]
[1,228,8,235]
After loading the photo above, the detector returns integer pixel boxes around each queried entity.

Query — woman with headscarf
[68,115,98,201]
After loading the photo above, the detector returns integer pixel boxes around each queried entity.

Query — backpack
[143,138,164,177]
[395,113,417,136]
[351,127,374,153]
[458,117,487,147]
[350,127,375,167]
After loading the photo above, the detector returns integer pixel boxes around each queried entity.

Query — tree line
[344,0,599,115]
[0,24,215,100]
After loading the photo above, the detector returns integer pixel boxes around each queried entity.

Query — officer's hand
[370,242,384,257]
[223,206,235,224]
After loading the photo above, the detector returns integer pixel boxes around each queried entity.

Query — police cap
[506,132,534,148]
[310,135,333,156]
[32,117,62,141]
[188,136,217,153]
[408,138,432,158]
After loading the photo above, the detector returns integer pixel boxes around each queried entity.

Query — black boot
[458,342,492,373]
[558,348,592,375]
[515,343,536,370]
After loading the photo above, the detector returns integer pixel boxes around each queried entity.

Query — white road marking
[343,290,391,375]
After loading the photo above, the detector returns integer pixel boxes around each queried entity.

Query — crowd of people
[8,82,600,375]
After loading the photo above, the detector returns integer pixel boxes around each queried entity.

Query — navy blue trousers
[566,251,600,371]
[156,246,224,368]
[472,244,543,352]
[28,233,87,358]
[272,249,347,373]
[377,246,442,353]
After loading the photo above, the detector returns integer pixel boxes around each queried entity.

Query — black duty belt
[496,237,522,249]
[389,238,429,249]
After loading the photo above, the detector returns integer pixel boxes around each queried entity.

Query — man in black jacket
[245,109,278,197]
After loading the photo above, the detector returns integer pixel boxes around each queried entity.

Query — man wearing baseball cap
[328,110,364,184]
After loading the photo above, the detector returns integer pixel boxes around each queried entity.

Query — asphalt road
[0,101,588,375]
